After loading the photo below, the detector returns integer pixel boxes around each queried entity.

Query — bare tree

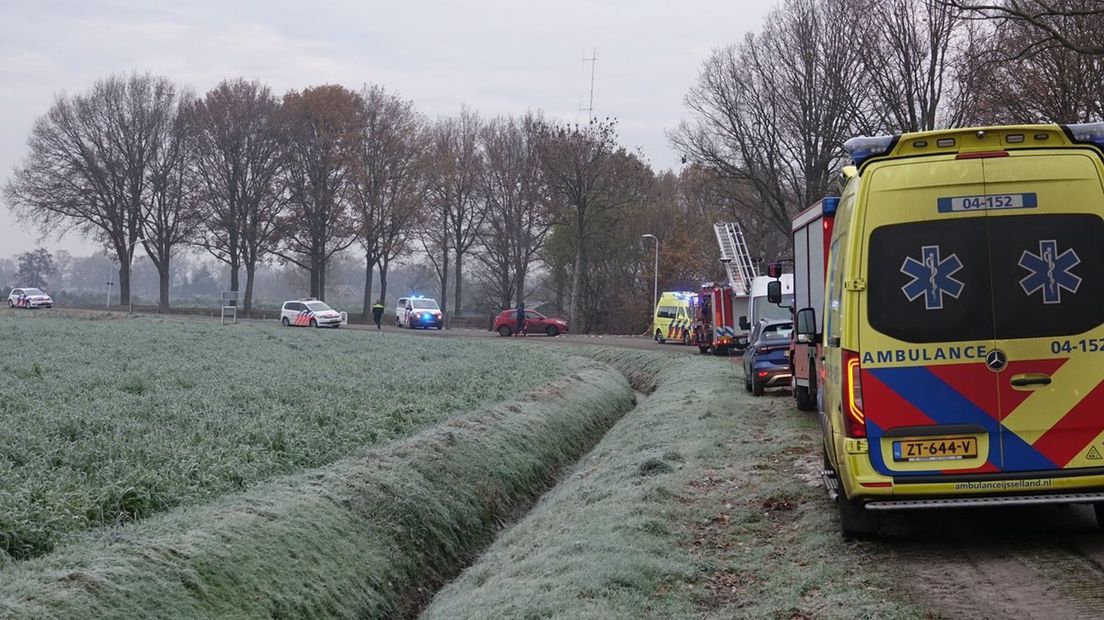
[349,85,427,312]
[192,79,284,313]
[859,0,965,132]
[954,12,1104,123]
[275,85,362,300]
[474,113,553,309]
[940,0,1104,55]
[538,118,646,328]
[4,73,176,304]
[141,90,202,311]
[422,108,485,320]
[672,0,865,240]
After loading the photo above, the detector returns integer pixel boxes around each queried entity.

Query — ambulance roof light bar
[843,135,898,167]
[1065,122,1104,150]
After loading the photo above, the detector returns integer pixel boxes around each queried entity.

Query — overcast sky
[0,0,776,257]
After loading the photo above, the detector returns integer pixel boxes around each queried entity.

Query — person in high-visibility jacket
[371,300,385,330]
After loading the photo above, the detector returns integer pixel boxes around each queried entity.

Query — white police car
[395,296,443,329]
[280,299,344,328]
[8,287,53,309]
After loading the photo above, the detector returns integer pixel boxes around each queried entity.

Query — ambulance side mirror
[739,315,750,331]
[767,280,782,305]
[795,307,817,343]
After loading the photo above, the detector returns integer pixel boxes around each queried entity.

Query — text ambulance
[794,124,1104,539]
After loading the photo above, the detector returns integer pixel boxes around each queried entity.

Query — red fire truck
[772,197,838,410]
[691,283,739,355]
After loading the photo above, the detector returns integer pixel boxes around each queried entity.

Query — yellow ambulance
[652,291,696,344]
[796,124,1104,538]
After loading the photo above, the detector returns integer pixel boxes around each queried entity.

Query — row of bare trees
[675,0,1104,254]
[6,73,713,330]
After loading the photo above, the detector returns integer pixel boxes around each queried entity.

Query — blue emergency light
[843,135,897,167]
[822,197,840,216]
[1065,122,1104,150]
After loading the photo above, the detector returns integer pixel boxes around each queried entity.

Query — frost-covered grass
[0,363,634,619]
[423,348,923,619]
[0,315,568,562]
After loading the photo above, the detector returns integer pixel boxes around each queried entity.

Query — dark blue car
[743,319,793,396]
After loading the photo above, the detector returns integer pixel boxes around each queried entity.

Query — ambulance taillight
[842,349,866,438]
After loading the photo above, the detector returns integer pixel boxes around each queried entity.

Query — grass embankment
[424,349,923,619]
[0,362,634,619]
[0,315,566,561]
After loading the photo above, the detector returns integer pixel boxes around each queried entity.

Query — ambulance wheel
[1093,502,1104,528]
[698,345,710,354]
[752,375,765,396]
[655,330,666,344]
[309,318,318,328]
[795,385,816,411]
[546,325,559,337]
[498,325,512,337]
[838,494,880,540]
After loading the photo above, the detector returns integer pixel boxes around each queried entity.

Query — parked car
[494,309,569,337]
[8,288,53,309]
[396,296,443,329]
[280,299,343,328]
[743,319,793,396]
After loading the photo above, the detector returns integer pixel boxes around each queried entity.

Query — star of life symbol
[900,245,965,310]
[1019,239,1081,304]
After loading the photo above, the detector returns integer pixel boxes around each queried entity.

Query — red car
[494,309,568,337]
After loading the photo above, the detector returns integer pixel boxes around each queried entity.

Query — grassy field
[0,363,635,619]
[0,314,569,562]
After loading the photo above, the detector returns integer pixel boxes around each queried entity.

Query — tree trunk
[158,258,171,312]
[440,252,450,328]
[229,256,240,297]
[568,240,582,330]
[362,253,376,315]
[118,262,131,307]
[378,260,390,305]
[453,251,463,317]
[310,253,321,299]
[243,261,256,315]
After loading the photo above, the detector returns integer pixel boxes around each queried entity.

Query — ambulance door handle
[1009,374,1051,388]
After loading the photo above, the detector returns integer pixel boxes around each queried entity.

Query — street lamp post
[641,234,659,314]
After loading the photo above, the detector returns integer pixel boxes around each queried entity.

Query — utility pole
[581,48,597,122]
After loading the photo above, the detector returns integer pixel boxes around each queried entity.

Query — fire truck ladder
[714,222,758,295]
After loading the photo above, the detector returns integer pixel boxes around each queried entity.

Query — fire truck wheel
[654,330,666,344]
[795,385,816,411]
[698,345,710,355]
